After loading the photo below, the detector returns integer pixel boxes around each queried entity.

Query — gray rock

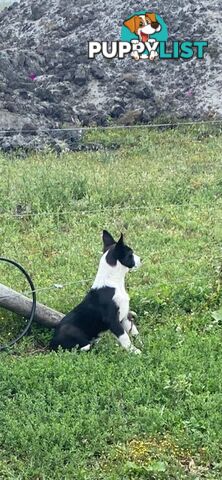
[1,140,11,152]
[30,4,45,21]
[0,0,221,152]
[134,83,155,100]
[9,134,26,149]
[74,66,89,86]
[118,109,144,125]
[4,101,16,112]
[90,65,105,80]
[110,104,125,118]
[21,122,37,135]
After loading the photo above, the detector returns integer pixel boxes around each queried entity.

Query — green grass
[0,125,222,479]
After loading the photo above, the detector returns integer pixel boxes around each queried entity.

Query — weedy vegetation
[0,125,222,479]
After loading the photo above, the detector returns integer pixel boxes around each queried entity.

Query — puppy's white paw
[131,325,139,337]
[129,345,142,355]
[80,344,91,352]
[133,347,142,355]
[136,337,144,346]
[129,310,138,319]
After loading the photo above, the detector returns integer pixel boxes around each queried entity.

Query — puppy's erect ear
[123,15,138,33]
[116,233,124,246]
[102,230,116,253]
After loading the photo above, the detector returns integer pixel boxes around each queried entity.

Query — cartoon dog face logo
[121,11,167,61]
[123,13,161,43]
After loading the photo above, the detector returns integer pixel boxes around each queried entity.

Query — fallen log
[0,283,63,328]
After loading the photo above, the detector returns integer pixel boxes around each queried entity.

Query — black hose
[0,257,36,351]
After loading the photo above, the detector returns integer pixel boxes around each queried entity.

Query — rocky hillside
[0,0,14,10]
[0,0,221,151]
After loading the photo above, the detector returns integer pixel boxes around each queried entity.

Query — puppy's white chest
[113,288,129,321]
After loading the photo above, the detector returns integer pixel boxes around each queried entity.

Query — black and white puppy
[50,230,141,354]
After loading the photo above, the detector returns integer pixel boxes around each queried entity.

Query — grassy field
[0,125,222,479]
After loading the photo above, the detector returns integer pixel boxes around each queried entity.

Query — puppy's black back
[50,287,118,350]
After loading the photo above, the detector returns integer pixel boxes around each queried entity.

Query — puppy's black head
[102,230,140,269]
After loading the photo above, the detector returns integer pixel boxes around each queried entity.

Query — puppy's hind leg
[122,314,143,347]
[117,332,141,354]
[122,316,139,336]
[50,325,90,352]
[107,310,141,355]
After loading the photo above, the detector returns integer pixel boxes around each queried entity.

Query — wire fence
[0,201,221,299]
[0,200,222,220]
[1,119,222,135]
[1,119,221,220]
[0,275,218,303]
[0,250,221,302]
